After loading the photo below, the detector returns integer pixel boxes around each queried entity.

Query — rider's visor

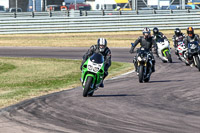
[143,32,150,35]
[188,34,193,37]
[99,45,105,49]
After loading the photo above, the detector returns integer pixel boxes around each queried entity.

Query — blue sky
[0,0,9,8]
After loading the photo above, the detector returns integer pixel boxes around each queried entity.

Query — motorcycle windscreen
[188,41,198,48]
[157,38,165,43]
[188,41,199,53]
[90,53,104,64]
[138,47,149,56]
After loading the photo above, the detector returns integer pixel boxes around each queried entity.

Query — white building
[148,0,170,7]
[0,0,9,8]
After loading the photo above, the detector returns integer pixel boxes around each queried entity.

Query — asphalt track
[0,47,200,133]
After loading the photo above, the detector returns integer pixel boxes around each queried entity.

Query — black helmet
[174,28,181,36]
[187,27,194,37]
[143,27,151,39]
[97,38,107,52]
[153,27,159,35]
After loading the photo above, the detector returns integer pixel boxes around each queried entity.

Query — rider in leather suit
[152,27,168,54]
[184,27,200,48]
[81,38,111,87]
[172,28,185,48]
[184,27,200,65]
[129,27,156,73]
[172,28,185,56]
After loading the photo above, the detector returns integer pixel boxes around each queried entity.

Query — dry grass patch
[1,30,194,47]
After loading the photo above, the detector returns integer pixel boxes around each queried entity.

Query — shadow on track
[93,94,138,97]
[149,80,184,83]
[170,61,181,64]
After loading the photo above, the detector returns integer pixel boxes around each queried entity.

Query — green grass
[0,57,133,108]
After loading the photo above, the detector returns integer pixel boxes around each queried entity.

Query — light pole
[33,0,36,12]
[75,0,77,10]
[158,0,160,10]
[182,0,185,9]
[15,0,18,13]
[45,0,47,11]
[132,0,137,10]
[41,0,44,11]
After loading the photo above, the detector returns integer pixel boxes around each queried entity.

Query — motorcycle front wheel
[166,51,172,63]
[83,76,93,97]
[195,55,200,71]
[139,65,144,83]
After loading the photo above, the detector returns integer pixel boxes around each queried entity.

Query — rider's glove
[129,49,134,54]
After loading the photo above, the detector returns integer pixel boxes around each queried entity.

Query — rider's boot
[133,58,138,74]
[99,82,104,88]
[99,71,108,88]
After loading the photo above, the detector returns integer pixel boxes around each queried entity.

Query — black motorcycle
[187,41,200,71]
[135,47,153,83]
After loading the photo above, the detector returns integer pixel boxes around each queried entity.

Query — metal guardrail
[1,9,200,18]
[0,10,200,34]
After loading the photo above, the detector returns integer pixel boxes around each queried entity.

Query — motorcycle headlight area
[93,67,100,72]
[190,44,197,49]
[138,56,142,61]
[138,56,146,61]
[88,65,100,72]
[88,65,93,71]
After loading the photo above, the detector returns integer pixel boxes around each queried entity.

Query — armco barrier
[0,10,200,34]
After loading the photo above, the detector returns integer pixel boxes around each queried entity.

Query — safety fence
[0,9,200,18]
[0,10,200,34]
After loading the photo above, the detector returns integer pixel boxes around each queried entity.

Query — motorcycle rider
[172,28,185,56]
[172,28,185,48]
[152,27,168,54]
[184,27,200,48]
[80,38,111,87]
[129,27,156,73]
[153,27,167,41]
[184,27,200,65]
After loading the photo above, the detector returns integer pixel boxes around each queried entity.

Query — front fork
[163,48,170,57]
[193,55,200,66]
[138,61,147,75]
[82,74,95,89]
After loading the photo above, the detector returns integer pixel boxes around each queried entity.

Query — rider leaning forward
[129,27,156,73]
[80,38,111,88]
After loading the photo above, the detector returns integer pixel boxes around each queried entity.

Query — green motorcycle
[81,53,105,97]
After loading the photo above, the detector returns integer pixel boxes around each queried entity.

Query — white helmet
[143,27,151,39]
[97,38,107,52]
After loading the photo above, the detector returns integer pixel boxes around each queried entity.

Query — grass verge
[1,30,198,47]
[0,57,133,108]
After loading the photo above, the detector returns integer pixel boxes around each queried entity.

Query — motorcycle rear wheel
[144,77,150,82]
[162,60,167,63]
[185,63,190,66]
[88,91,94,97]
[83,76,93,97]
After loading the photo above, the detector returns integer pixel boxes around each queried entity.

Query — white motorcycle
[176,41,189,65]
[156,38,172,63]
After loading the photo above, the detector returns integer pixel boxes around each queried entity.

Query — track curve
[0,47,200,133]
